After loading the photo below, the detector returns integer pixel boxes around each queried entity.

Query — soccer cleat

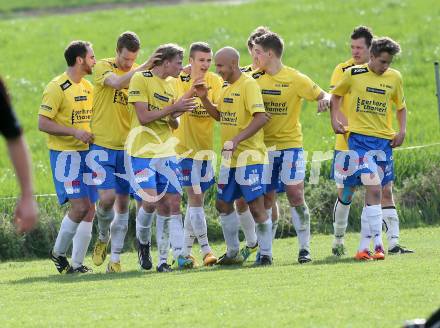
[50,250,72,274]
[106,261,121,273]
[258,255,273,266]
[388,245,414,254]
[92,239,108,266]
[68,265,93,274]
[332,244,346,257]
[298,249,312,264]
[216,252,244,265]
[372,246,385,260]
[173,255,194,269]
[203,252,217,266]
[156,262,173,273]
[137,239,153,270]
[186,254,199,268]
[355,249,373,261]
[255,252,261,265]
[239,243,258,262]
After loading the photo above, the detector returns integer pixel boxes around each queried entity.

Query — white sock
[96,205,114,243]
[110,212,129,263]
[189,207,211,256]
[382,207,399,249]
[333,198,350,245]
[156,215,171,265]
[290,204,311,251]
[238,209,257,247]
[220,211,240,257]
[183,207,195,257]
[359,207,372,251]
[53,214,79,256]
[71,221,93,268]
[170,214,184,260]
[366,205,383,249]
[136,207,154,245]
[256,218,272,257]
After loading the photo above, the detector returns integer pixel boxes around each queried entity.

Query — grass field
[0,227,439,327]
[0,0,440,196]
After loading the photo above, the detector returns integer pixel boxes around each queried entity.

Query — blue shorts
[265,148,305,193]
[49,150,98,205]
[217,164,265,203]
[336,133,394,187]
[129,156,182,199]
[89,144,130,195]
[179,158,215,194]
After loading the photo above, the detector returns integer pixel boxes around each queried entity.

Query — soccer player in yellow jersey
[39,41,97,274]
[172,42,222,266]
[195,47,273,266]
[89,31,160,273]
[252,32,330,264]
[330,37,407,261]
[127,44,196,272]
[329,27,413,257]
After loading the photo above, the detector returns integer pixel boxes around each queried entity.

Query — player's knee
[287,190,304,207]
[216,200,233,214]
[264,192,276,210]
[381,184,394,203]
[234,198,248,214]
[142,202,155,213]
[72,202,92,219]
[115,195,129,213]
[99,192,116,211]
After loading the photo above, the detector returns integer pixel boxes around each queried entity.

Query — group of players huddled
[38,25,413,274]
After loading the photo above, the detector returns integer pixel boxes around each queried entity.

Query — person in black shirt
[0,78,38,233]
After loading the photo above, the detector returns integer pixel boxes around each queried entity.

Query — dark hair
[247,26,270,50]
[370,37,401,57]
[117,31,140,52]
[152,43,184,66]
[189,42,212,58]
[351,26,374,48]
[64,40,92,67]
[253,32,284,58]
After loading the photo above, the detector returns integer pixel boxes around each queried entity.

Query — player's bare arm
[38,115,94,144]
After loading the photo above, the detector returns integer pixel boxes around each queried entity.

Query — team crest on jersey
[60,80,72,91]
[142,71,153,78]
[351,67,369,75]
[180,74,191,82]
[252,71,265,79]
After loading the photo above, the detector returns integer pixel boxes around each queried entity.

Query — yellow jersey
[252,66,322,150]
[330,58,356,150]
[172,71,223,159]
[218,73,266,167]
[331,64,406,140]
[91,58,138,150]
[39,72,93,151]
[127,70,177,158]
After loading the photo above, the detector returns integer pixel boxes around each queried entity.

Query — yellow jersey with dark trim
[39,72,93,151]
[218,73,267,168]
[91,58,138,150]
[127,71,177,158]
[252,66,322,150]
[331,64,406,140]
[240,64,254,74]
[330,58,355,150]
[171,71,223,159]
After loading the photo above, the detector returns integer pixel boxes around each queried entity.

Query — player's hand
[14,195,38,234]
[182,64,191,75]
[331,118,346,134]
[173,97,196,113]
[74,129,94,144]
[317,99,330,113]
[143,51,162,70]
[221,140,238,160]
[391,131,405,148]
[192,78,208,99]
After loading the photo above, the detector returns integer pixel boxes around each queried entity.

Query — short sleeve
[0,79,22,139]
[93,60,114,87]
[392,73,406,110]
[331,69,351,97]
[128,72,149,104]
[39,82,62,119]
[296,72,323,101]
[244,79,265,115]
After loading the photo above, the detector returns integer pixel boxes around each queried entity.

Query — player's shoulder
[205,71,223,85]
[240,65,253,73]
[348,64,369,76]
[384,67,402,79]
[96,58,116,68]
[46,73,71,93]
[335,58,355,73]
[81,78,93,90]
[133,70,154,81]
[251,69,266,80]
[178,72,191,83]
